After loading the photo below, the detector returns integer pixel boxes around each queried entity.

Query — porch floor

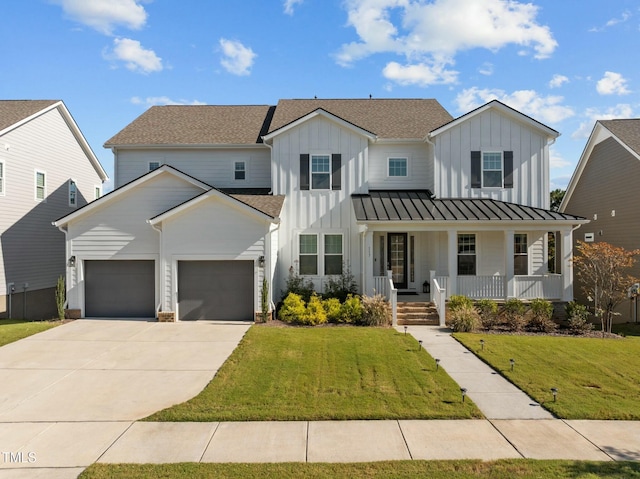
[396,292,431,303]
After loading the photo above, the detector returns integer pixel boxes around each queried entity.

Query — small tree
[573,241,640,334]
[55,275,65,321]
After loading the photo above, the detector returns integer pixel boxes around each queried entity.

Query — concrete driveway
[0,319,250,476]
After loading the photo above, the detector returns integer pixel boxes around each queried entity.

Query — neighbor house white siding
[433,108,550,208]
[114,148,271,189]
[0,106,104,298]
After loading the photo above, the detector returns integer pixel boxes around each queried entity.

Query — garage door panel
[178,261,253,321]
[85,260,155,318]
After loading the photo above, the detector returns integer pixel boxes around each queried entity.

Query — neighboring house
[54,99,587,322]
[561,119,640,319]
[0,100,108,319]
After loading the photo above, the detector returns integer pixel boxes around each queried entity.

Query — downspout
[54,222,71,314]
[149,221,163,317]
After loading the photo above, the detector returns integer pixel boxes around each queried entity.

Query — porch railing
[458,275,505,299]
[373,271,397,326]
[373,275,389,297]
[434,274,564,300]
[432,277,446,327]
[514,275,563,300]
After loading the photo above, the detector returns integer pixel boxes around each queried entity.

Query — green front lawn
[80,460,640,479]
[146,326,482,421]
[454,332,640,419]
[0,319,60,347]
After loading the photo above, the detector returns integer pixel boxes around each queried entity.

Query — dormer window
[148,161,161,171]
[388,158,408,177]
[69,180,77,207]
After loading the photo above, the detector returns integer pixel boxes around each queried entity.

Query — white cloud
[55,0,148,35]
[549,74,569,88]
[571,104,635,139]
[382,60,458,86]
[596,71,630,95]
[219,38,256,76]
[131,96,205,106]
[109,37,162,73]
[478,62,494,76]
[589,10,631,32]
[550,175,572,191]
[283,0,304,15]
[455,87,575,124]
[336,0,557,86]
[550,147,571,170]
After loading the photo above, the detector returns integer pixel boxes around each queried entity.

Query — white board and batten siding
[433,109,550,209]
[114,148,271,189]
[158,196,271,313]
[270,116,368,294]
[65,173,206,310]
[368,143,433,191]
[0,106,104,296]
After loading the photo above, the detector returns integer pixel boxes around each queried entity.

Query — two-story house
[0,100,108,319]
[54,99,587,322]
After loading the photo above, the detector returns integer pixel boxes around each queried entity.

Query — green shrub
[360,294,391,327]
[340,294,363,324]
[528,298,556,332]
[282,266,315,302]
[501,298,527,331]
[278,293,307,324]
[475,299,498,329]
[448,295,473,312]
[305,294,327,325]
[448,304,480,332]
[566,301,594,334]
[323,263,358,302]
[323,297,342,323]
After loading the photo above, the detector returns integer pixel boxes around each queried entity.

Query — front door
[388,233,408,289]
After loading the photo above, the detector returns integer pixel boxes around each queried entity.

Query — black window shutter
[331,154,341,190]
[470,151,481,188]
[300,154,309,190]
[504,151,513,189]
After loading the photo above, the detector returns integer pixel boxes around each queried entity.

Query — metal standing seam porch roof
[352,191,587,222]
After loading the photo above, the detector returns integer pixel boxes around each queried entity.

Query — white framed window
[234,161,246,180]
[68,179,77,207]
[457,234,476,276]
[482,152,503,188]
[299,234,318,275]
[388,157,408,177]
[311,154,331,190]
[35,171,46,201]
[94,186,101,200]
[148,161,161,172]
[0,160,4,195]
[514,233,528,275]
[324,234,343,275]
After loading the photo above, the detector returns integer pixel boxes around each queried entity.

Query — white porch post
[561,228,574,301]
[447,229,457,297]
[505,229,515,299]
[364,228,374,295]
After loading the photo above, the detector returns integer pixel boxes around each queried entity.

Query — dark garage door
[85,260,155,318]
[178,260,253,320]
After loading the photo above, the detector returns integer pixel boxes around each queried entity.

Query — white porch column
[363,228,374,295]
[561,228,574,301]
[447,229,457,297]
[504,229,515,299]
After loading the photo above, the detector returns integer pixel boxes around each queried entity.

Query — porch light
[480,339,485,351]
[435,358,440,371]
[67,256,76,268]
[551,387,558,402]
[258,255,265,268]
[461,387,467,402]
[422,281,430,294]
[510,358,515,372]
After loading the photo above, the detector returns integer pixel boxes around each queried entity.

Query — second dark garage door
[178,260,254,320]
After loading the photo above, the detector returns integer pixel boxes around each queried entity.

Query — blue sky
[2,0,639,192]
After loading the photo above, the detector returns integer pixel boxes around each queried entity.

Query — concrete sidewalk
[401,326,553,419]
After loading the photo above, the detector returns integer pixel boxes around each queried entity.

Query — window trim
[35,170,46,202]
[323,234,344,275]
[68,179,77,207]
[482,151,503,188]
[457,233,476,276]
[0,160,5,196]
[94,185,102,200]
[387,157,408,177]
[234,161,246,181]
[148,161,162,172]
[514,233,529,276]
[310,154,331,190]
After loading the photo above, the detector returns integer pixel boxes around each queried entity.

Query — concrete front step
[397,318,440,326]
[396,301,440,325]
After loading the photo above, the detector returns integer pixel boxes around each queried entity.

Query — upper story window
[457,233,476,276]
[300,154,341,191]
[95,186,101,200]
[0,161,4,195]
[35,171,46,201]
[148,161,161,171]
[234,161,246,180]
[68,180,77,207]
[388,157,408,177]
[471,151,513,189]
[514,233,528,275]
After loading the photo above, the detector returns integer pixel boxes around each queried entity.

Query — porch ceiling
[352,191,586,223]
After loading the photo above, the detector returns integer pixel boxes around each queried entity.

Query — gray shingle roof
[352,190,586,222]
[600,119,640,157]
[105,105,275,146]
[268,99,453,139]
[0,100,59,132]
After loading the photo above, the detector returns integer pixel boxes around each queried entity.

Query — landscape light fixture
[404,326,407,335]
[460,387,467,402]
[510,358,515,372]
[418,339,423,350]
[551,387,558,402]
[480,339,485,351]
[435,358,440,371]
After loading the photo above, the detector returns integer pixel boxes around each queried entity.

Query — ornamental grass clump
[475,298,498,330]
[359,294,391,326]
[528,298,556,333]
[448,303,480,332]
[500,298,527,332]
